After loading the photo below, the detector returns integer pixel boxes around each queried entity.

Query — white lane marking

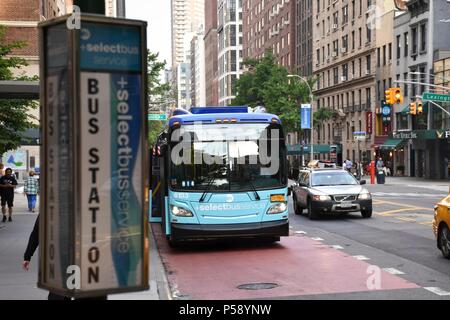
[331,245,344,250]
[352,255,370,261]
[294,231,307,235]
[423,287,450,296]
[311,237,324,241]
[372,192,446,198]
[383,268,405,275]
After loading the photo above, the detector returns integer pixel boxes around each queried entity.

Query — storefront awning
[379,139,404,150]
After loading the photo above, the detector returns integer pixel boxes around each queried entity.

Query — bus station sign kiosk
[38,15,149,298]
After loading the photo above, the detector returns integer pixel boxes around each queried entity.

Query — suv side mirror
[360,179,366,185]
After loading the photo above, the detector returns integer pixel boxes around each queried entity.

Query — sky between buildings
[126,0,172,69]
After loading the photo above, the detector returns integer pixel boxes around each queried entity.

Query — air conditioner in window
[341,47,347,53]
[365,69,371,75]
[332,24,338,29]
[284,20,290,25]
[341,76,347,82]
[331,51,337,57]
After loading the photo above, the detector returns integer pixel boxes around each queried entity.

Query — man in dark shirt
[0,168,18,222]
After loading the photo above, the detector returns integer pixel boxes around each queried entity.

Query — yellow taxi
[433,188,450,259]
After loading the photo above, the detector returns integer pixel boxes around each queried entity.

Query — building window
[366,55,371,73]
[396,35,401,59]
[358,27,362,47]
[388,43,392,62]
[352,31,355,50]
[411,26,417,55]
[352,0,355,19]
[377,48,380,67]
[403,72,409,97]
[342,35,348,51]
[343,5,348,24]
[420,24,426,52]
[404,32,408,57]
[382,45,386,65]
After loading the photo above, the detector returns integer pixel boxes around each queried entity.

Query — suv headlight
[170,205,194,217]
[267,202,287,214]
[358,192,371,200]
[312,195,331,201]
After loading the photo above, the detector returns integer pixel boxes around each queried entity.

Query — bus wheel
[168,237,179,248]
[263,236,280,243]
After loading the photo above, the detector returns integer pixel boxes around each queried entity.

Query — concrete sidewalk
[0,194,170,300]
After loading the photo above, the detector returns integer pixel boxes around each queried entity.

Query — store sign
[366,112,373,134]
[39,15,148,298]
[392,130,450,140]
[392,131,418,139]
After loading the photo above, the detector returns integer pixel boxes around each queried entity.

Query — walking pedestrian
[24,171,39,212]
[22,215,71,300]
[0,168,18,222]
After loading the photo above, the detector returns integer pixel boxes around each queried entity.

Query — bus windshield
[169,123,287,192]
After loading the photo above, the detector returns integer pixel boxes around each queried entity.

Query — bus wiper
[199,176,216,202]
[248,180,261,201]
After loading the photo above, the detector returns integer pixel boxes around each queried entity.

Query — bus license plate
[340,201,353,208]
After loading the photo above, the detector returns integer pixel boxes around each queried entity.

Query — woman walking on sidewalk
[24,171,39,213]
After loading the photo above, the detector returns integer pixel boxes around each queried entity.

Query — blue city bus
[150,107,289,245]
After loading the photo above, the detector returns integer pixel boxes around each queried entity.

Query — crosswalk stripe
[352,255,370,261]
[424,287,450,296]
[383,268,405,275]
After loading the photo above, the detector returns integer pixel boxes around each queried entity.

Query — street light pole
[287,74,314,163]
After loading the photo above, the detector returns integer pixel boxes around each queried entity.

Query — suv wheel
[361,209,372,218]
[293,197,303,215]
[308,199,320,220]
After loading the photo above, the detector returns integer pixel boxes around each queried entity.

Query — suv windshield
[169,123,287,192]
[311,171,358,186]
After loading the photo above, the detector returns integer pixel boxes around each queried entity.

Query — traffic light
[393,87,403,104]
[417,101,423,114]
[385,89,395,105]
[409,102,417,115]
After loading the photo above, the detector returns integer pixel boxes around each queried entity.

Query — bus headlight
[170,205,193,217]
[267,202,287,214]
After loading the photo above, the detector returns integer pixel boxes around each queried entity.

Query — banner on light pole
[301,104,311,129]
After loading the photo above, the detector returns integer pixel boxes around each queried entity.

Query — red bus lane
[152,224,419,299]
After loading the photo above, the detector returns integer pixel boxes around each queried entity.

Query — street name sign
[148,113,167,121]
[423,92,450,103]
[39,14,149,298]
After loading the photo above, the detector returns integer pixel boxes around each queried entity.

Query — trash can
[376,170,385,184]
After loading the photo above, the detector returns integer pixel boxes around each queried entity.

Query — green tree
[147,51,173,145]
[231,51,315,133]
[0,25,38,156]
[313,106,337,128]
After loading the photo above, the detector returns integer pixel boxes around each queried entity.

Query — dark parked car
[290,168,372,219]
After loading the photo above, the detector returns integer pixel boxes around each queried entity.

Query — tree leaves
[0,25,38,155]
[231,50,315,133]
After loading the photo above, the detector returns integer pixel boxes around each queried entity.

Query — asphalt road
[285,180,450,299]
